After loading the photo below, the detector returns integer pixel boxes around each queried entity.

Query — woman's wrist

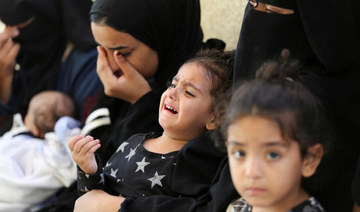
[129,85,151,104]
[0,74,13,104]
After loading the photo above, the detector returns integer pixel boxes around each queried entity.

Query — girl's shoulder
[290,196,325,212]
[226,198,251,212]
[226,196,325,212]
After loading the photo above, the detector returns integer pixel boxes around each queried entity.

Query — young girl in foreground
[224,51,328,212]
[68,49,233,202]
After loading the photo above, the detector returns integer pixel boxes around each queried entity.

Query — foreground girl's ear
[301,144,324,177]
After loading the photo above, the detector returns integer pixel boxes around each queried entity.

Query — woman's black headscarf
[90,0,204,91]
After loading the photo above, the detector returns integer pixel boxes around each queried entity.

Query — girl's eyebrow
[227,141,288,148]
[172,77,203,94]
[183,81,203,94]
[263,142,289,149]
[227,141,244,146]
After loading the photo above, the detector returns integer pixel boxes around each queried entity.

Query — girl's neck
[252,187,309,212]
[142,132,189,154]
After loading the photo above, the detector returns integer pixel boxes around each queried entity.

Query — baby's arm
[68,135,101,174]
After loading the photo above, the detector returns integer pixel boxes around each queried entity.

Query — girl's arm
[76,153,107,195]
[74,189,125,212]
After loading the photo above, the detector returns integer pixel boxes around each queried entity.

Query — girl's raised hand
[96,46,151,104]
[68,135,101,174]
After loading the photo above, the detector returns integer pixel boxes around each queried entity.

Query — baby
[0,91,81,211]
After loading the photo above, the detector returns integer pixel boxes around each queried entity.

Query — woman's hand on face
[74,189,125,212]
[0,31,20,79]
[68,135,100,174]
[96,46,151,104]
[0,30,20,103]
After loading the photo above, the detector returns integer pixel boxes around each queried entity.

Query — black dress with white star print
[77,133,179,198]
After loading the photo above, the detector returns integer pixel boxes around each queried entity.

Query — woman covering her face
[45,0,217,211]
[87,0,205,163]
[61,0,230,212]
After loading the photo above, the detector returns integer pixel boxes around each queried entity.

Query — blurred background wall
[0,1,247,50]
[200,0,247,50]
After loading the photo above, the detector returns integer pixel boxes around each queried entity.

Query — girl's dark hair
[222,49,329,157]
[185,48,234,116]
[220,49,336,195]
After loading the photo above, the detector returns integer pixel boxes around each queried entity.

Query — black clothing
[233,1,360,211]
[234,0,360,154]
[121,157,239,212]
[352,157,360,206]
[78,132,225,204]
[78,133,179,197]
[91,91,163,164]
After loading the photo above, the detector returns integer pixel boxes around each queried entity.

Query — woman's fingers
[96,46,119,92]
[113,52,138,77]
[113,51,151,103]
[6,42,20,62]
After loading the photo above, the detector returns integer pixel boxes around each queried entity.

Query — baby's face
[226,116,307,210]
[158,62,214,141]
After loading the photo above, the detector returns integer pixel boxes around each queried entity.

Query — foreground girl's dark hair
[221,49,336,195]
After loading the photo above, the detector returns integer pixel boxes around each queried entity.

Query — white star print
[105,161,112,167]
[116,142,129,153]
[135,157,150,173]
[147,172,166,188]
[125,148,136,161]
[161,156,166,159]
[110,168,118,178]
[81,186,89,192]
[116,178,124,183]
[85,174,90,179]
[98,173,104,184]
